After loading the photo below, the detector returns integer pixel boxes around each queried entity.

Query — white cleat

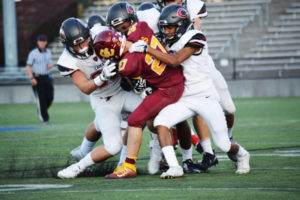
[160,166,184,179]
[148,139,162,174]
[57,163,83,179]
[70,146,84,161]
[236,152,250,174]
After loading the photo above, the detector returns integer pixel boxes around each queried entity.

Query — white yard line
[0,184,72,192]
[0,186,299,193]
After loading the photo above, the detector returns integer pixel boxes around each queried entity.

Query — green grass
[0,97,300,200]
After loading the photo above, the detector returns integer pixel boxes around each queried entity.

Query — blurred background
[0,0,300,103]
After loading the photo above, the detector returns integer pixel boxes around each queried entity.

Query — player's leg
[154,100,195,178]
[193,93,250,174]
[192,115,218,171]
[146,118,163,174]
[107,84,184,179]
[58,104,123,179]
[70,122,101,161]
[176,121,200,173]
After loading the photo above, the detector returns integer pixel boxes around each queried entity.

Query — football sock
[181,145,193,162]
[201,138,214,155]
[162,145,180,168]
[191,135,200,146]
[77,152,95,170]
[80,137,97,156]
[125,155,137,165]
[236,145,248,157]
[117,145,127,167]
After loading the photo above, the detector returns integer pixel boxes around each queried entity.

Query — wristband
[93,76,104,86]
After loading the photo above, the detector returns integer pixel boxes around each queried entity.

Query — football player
[129,5,250,175]
[106,2,200,175]
[161,0,238,165]
[93,19,186,178]
[56,18,143,179]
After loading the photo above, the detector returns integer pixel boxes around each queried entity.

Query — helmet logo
[126,4,134,14]
[177,8,188,18]
[99,48,115,58]
[59,29,66,42]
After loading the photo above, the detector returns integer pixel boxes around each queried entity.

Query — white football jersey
[57,49,121,98]
[137,8,160,34]
[186,0,208,20]
[167,30,214,96]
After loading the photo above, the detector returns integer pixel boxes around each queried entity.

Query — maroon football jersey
[118,22,185,89]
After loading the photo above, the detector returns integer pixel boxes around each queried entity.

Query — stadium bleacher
[1,0,299,84]
[235,1,300,79]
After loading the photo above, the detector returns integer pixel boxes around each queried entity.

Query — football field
[0,97,300,200]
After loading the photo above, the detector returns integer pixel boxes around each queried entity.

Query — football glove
[94,60,116,86]
[129,40,148,53]
[133,78,147,94]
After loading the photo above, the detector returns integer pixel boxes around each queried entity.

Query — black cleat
[182,159,201,173]
[195,142,203,154]
[196,152,218,172]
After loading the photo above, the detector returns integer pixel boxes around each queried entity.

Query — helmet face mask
[158,5,191,45]
[106,2,137,30]
[59,18,93,59]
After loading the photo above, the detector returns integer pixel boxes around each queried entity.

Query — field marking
[0,127,39,132]
[1,187,299,194]
[0,184,72,192]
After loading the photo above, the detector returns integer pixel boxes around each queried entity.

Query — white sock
[162,146,179,168]
[117,145,127,166]
[236,145,248,157]
[181,146,193,162]
[77,152,95,170]
[228,128,233,139]
[201,138,214,155]
[151,132,158,140]
[80,137,97,156]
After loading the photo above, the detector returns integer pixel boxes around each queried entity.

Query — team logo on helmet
[126,4,134,14]
[59,29,66,43]
[99,48,115,58]
[177,8,188,18]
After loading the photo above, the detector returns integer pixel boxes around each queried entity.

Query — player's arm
[147,46,198,67]
[70,70,99,95]
[58,60,116,95]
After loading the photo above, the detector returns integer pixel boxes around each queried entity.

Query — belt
[33,73,48,78]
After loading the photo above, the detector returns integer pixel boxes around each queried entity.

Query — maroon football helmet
[93,30,126,60]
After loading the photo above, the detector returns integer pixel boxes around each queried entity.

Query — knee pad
[215,138,231,153]
[218,89,236,114]
[105,137,123,155]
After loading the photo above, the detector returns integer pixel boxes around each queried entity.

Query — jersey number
[145,36,167,75]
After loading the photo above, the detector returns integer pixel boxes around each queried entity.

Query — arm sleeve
[26,51,34,66]
[57,64,77,77]
[184,33,206,49]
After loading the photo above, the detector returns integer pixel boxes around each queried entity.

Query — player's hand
[100,60,116,81]
[129,40,148,53]
[133,78,147,94]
